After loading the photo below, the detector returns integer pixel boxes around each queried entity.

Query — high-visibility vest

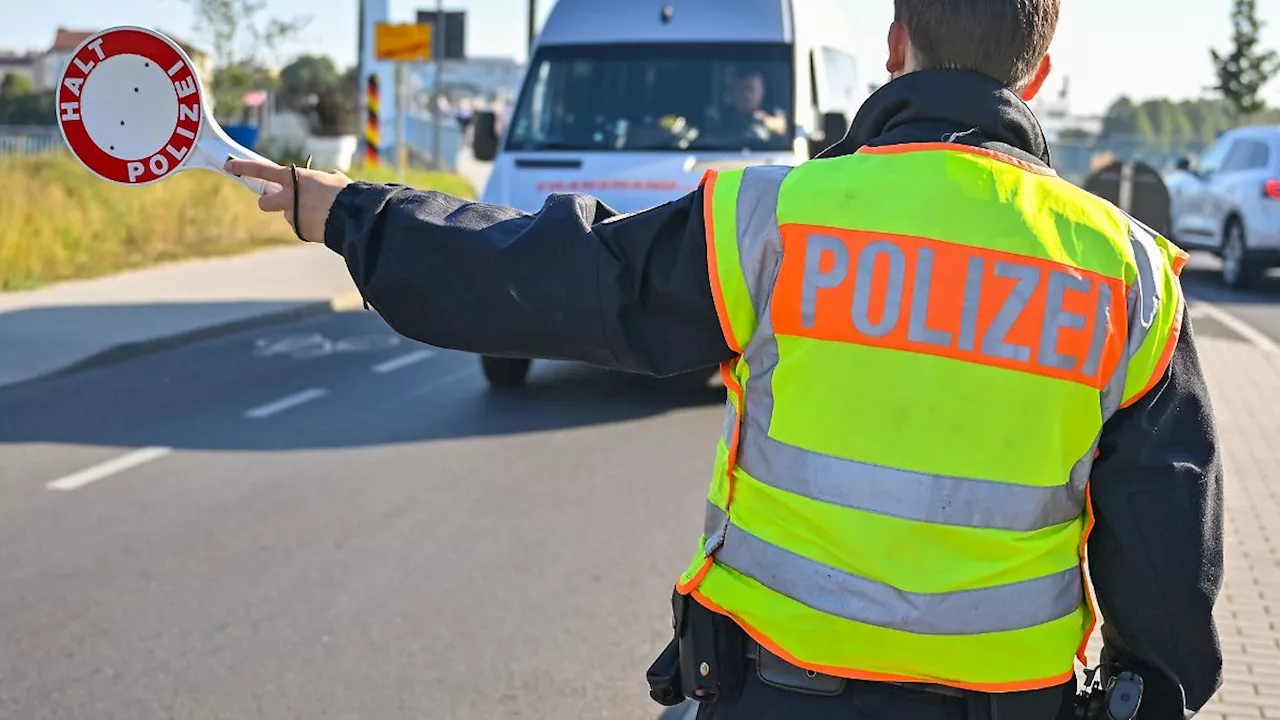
[676,142,1188,692]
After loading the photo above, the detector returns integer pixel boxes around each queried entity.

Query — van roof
[537,0,793,46]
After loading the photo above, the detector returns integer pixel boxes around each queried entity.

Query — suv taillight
[1265,180,1280,199]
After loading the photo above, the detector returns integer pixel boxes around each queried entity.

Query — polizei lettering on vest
[775,227,1126,388]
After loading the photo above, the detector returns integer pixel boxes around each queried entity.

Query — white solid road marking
[1192,300,1280,355]
[372,349,436,374]
[46,446,173,492]
[244,388,330,419]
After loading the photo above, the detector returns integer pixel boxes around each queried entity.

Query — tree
[277,56,357,137]
[1147,99,1194,152]
[1211,0,1280,121]
[182,0,309,67]
[1134,104,1158,142]
[278,55,341,111]
[1102,97,1138,137]
[210,62,278,123]
[179,0,310,119]
[0,72,34,99]
[312,67,360,137]
[0,90,55,125]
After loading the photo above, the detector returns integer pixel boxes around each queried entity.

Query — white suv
[1170,125,1280,288]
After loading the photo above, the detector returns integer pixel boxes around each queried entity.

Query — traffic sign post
[374,22,432,63]
[375,21,433,182]
[55,26,280,194]
[430,0,444,175]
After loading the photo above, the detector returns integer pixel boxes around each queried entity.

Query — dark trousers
[693,659,1076,720]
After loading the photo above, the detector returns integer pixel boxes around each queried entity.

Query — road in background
[0,309,722,720]
[1181,252,1280,351]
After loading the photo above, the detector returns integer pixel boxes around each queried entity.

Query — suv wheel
[1221,219,1263,289]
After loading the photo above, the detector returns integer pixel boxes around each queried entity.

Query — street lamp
[528,0,536,52]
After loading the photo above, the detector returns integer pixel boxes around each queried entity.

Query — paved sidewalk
[0,245,362,389]
[1178,315,1280,719]
[1080,306,1280,718]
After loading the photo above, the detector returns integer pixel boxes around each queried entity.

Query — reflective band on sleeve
[734,165,791,321]
[1120,217,1185,407]
[703,503,1083,635]
[705,166,793,353]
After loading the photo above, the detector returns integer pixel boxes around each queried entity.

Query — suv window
[1197,137,1233,174]
[1222,138,1271,172]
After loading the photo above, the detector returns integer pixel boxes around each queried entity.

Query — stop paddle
[55,25,282,194]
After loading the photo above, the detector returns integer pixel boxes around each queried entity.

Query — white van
[470,0,866,387]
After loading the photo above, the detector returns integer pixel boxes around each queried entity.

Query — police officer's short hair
[894,0,1059,89]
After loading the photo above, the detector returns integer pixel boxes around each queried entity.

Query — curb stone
[0,290,368,392]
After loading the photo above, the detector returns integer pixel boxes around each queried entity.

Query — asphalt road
[1181,251,1280,349]
[0,308,721,720]
[1,249,1277,720]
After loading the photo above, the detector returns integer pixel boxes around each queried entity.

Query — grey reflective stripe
[800,235,848,329]
[703,503,1082,635]
[732,165,792,321]
[1040,270,1091,371]
[1074,215,1175,485]
[1126,226,1162,356]
[730,306,1086,532]
[1096,214,1169,422]
[852,241,906,336]
[735,433,1085,531]
[958,256,984,352]
[982,263,1039,362]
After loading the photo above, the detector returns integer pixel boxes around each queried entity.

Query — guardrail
[0,127,62,156]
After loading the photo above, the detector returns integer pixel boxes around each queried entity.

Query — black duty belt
[745,641,969,699]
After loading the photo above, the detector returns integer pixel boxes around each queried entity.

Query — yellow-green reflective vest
[677,142,1188,693]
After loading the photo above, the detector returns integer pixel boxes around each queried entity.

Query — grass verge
[0,153,475,292]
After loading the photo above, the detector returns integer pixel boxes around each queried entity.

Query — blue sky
[8,0,1280,116]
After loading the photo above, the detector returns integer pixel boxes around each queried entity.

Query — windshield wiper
[513,141,606,151]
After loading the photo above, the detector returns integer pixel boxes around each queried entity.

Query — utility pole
[357,0,367,167]
[397,62,407,181]
[527,0,536,52]
[432,0,444,170]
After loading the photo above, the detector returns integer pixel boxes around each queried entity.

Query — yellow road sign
[375,23,432,62]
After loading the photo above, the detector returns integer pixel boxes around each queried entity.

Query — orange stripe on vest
[770,225,1128,390]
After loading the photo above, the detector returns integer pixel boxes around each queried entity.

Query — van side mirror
[808,112,851,158]
[821,112,850,145]
[472,111,500,162]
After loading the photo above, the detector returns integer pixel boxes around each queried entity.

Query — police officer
[228,0,1225,717]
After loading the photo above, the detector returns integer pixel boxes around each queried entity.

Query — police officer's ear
[885,21,911,78]
[1019,54,1053,101]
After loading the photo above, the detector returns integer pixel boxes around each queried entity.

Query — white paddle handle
[199,129,283,195]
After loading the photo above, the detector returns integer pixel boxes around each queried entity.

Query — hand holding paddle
[224,157,352,243]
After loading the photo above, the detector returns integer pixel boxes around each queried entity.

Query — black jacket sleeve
[1088,311,1225,719]
[322,182,735,376]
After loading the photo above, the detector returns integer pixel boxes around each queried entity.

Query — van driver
[719,70,788,140]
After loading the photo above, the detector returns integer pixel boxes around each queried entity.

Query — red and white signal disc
[56,27,205,186]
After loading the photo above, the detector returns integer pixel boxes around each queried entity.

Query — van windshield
[505,43,795,153]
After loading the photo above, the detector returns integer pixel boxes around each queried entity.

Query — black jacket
[324,69,1225,718]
